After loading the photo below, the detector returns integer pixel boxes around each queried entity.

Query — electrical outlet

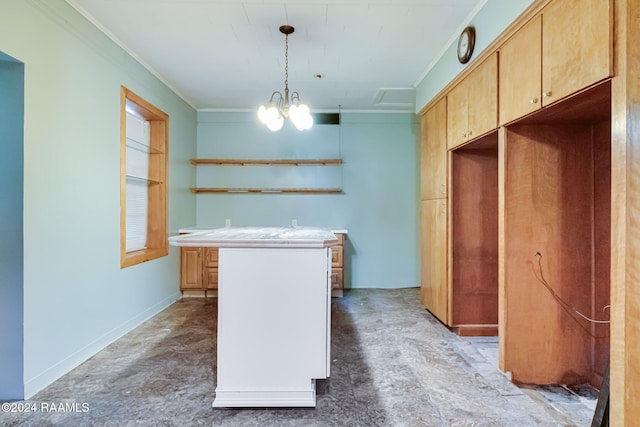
[225,219,231,227]
[291,219,298,227]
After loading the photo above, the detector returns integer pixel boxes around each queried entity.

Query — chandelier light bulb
[292,117,305,131]
[298,104,310,116]
[265,110,284,131]
[258,105,268,123]
[293,104,312,130]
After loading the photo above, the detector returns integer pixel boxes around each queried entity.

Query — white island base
[214,246,331,407]
[169,227,334,408]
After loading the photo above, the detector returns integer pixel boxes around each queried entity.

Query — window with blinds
[120,87,168,268]
[125,113,150,252]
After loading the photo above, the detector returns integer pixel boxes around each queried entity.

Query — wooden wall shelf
[190,158,342,166]
[190,187,343,194]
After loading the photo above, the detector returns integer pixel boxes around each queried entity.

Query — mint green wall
[196,112,419,289]
[0,0,196,397]
[0,53,25,400]
[415,0,535,111]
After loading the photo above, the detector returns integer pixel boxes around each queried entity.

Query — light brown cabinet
[180,247,219,294]
[542,0,612,106]
[418,0,638,420]
[180,247,202,290]
[420,199,448,324]
[447,53,498,150]
[202,247,218,290]
[420,99,450,324]
[499,15,543,125]
[329,233,346,296]
[499,0,612,125]
[420,98,448,200]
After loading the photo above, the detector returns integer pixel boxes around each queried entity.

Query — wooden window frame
[120,87,168,268]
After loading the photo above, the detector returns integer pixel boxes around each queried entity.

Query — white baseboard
[212,387,317,408]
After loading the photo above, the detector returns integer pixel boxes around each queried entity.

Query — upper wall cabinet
[499,15,543,125]
[500,0,612,125]
[420,98,448,200]
[542,0,612,105]
[447,53,498,150]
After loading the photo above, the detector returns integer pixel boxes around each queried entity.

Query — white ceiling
[65,0,485,112]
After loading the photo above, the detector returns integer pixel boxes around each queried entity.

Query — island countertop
[169,226,338,249]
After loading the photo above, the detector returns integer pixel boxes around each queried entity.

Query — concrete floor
[2,288,598,426]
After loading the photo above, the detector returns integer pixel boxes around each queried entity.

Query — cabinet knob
[543,91,552,98]
[529,98,539,104]
[461,132,467,138]
[468,130,473,136]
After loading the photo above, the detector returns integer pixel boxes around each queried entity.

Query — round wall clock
[457,26,476,64]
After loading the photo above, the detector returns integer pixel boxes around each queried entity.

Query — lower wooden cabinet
[329,233,345,297]
[180,247,202,290]
[180,232,346,297]
[180,247,219,294]
[420,199,449,324]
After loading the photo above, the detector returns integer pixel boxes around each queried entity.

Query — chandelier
[258,25,313,132]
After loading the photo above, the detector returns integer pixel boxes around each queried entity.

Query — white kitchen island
[169,227,337,408]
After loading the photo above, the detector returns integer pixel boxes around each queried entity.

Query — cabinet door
[421,98,448,200]
[542,0,611,106]
[204,247,218,267]
[467,53,498,138]
[420,199,449,324]
[447,80,469,150]
[180,247,202,290]
[499,14,542,125]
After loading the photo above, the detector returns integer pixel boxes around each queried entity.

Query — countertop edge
[169,226,341,249]
[178,226,348,235]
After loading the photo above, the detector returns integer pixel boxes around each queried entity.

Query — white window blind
[125,112,150,253]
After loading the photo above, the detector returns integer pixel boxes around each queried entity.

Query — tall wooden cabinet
[422,59,500,332]
[420,98,449,324]
[420,0,614,391]
[420,0,640,422]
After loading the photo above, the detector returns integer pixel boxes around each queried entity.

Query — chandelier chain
[284,34,289,89]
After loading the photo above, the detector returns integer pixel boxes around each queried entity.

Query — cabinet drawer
[330,246,343,267]
[331,268,343,290]
[204,267,218,290]
[204,247,218,267]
